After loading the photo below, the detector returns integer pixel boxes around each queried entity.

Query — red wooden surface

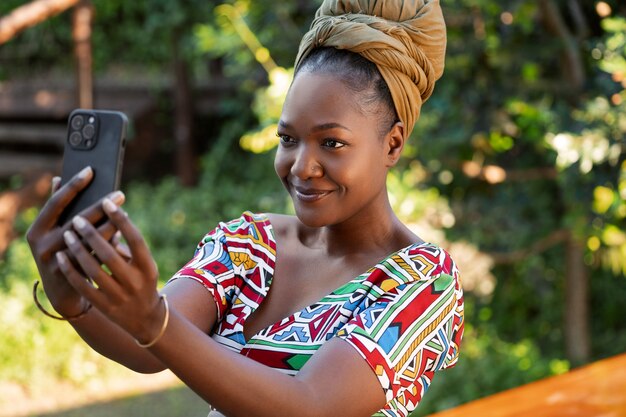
[427,353,626,417]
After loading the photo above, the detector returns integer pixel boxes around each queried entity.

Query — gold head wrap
[294,0,447,138]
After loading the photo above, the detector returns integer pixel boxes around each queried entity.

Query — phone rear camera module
[82,124,96,139]
[69,131,82,146]
[71,115,85,130]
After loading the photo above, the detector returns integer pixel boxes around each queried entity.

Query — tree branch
[0,172,52,258]
[461,161,558,184]
[0,0,80,44]
[488,229,570,265]
[539,0,585,93]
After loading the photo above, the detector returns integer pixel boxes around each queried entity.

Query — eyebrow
[278,120,352,133]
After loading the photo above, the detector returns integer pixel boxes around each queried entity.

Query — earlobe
[386,122,405,167]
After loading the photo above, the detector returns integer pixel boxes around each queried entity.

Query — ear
[384,122,405,167]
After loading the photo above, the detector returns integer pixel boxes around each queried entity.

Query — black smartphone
[58,109,128,225]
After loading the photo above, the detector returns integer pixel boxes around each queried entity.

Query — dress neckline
[242,213,429,344]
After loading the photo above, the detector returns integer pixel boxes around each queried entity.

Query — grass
[1,369,209,417]
[32,385,208,417]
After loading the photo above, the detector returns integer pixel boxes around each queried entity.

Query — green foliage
[0,0,216,79]
[410,0,626,369]
[0,235,126,392]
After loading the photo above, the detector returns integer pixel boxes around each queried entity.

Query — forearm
[70,307,166,373]
[148,310,328,417]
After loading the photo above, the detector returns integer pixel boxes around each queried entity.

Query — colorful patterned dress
[169,212,464,417]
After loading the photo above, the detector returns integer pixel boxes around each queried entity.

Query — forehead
[280,72,371,130]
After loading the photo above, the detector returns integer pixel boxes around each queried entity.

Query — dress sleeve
[166,212,276,323]
[167,225,240,322]
[336,267,464,409]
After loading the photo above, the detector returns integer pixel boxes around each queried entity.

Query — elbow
[116,356,167,374]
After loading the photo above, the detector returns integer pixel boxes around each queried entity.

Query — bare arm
[57,198,387,416]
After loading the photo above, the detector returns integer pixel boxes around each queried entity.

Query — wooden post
[564,232,591,365]
[72,0,94,109]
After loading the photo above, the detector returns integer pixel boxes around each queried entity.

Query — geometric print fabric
[169,212,464,417]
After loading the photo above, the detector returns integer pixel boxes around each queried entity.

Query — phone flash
[89,116,95,123]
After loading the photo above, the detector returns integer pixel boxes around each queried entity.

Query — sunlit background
[0,0,625,416]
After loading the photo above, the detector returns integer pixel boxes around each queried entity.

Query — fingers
[102,198,156,276]
[51,176,61,196]
[112,231,132,260]
[70,216,130,288]
[97,220,119,243]
[60,228,121,299]
[30,166,94,235]
[76,190,126,229]
[32,207,122,263]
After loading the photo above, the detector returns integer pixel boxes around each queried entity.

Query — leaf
[593,186,615,214]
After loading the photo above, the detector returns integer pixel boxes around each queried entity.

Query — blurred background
[0,0,625,416]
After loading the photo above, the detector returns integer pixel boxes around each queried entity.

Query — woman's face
[274,72,397,228]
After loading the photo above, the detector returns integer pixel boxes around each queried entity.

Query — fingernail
[103,198,118,213]
[109,191,125,205]
[78,166,93,179]
[63,230,77,245]
[72,216,87,230]
[56,252,67,266]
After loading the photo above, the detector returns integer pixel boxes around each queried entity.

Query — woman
[27,1,463,416]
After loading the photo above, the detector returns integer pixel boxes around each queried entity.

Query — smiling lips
[293,186,333,202]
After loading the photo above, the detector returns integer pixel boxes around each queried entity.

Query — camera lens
[69,132,82,146]
[82,124,96,139]
[71,115,84,130]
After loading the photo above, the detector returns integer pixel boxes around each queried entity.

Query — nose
[290,144,323,180]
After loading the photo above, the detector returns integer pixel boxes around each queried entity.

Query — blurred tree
[0,0,221,185]
[411,0,625,365]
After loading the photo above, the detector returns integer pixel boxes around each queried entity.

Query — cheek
[274,149,289,179]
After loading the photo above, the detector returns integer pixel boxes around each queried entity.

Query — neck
[300,188,416,257]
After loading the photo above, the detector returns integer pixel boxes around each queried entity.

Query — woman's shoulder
[196,211,277,250]
[265,212,301,244]
[196,211,298,250]
[371,241,460,288]
[265,212,296,231]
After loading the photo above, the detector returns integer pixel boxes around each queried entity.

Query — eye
[277,133,296,145]
[322,138,345,149]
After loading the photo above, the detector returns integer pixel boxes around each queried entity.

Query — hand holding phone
[58,109,127,225]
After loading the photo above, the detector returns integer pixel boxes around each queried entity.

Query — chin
[292,204,336,228]
[293,209,328,228]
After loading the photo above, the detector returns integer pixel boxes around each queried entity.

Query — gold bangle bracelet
[33,280,92,322]
[135,294,170,348]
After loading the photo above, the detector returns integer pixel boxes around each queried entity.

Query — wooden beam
[0,123,66,147]
[0,0,81,45]
[72,0,94,109]
[0,152,60,178]
[427,354,626,417]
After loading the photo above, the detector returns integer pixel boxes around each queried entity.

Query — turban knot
[295,0,447,138]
